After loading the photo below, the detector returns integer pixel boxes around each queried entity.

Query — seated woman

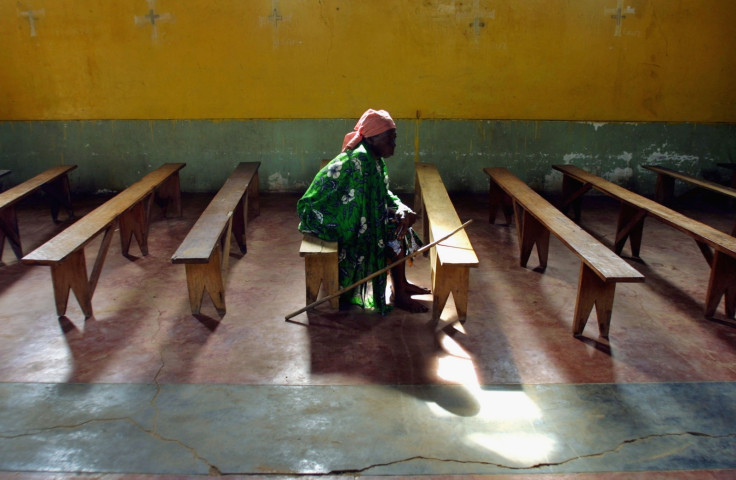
[297,108,430,314]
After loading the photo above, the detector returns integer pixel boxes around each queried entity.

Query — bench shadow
[0,261,35,296]
[193,313,222,332]
[60,310,146,383]
[57,315,78,334]
[304,302,496,417]
[58,208,197,383]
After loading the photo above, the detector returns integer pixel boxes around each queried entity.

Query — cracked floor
[1,191,735,479]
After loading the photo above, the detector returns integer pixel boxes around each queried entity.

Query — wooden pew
[171,162,260,316]
[485,167,644,337]
[554,164,736,319]
[22,163,185,318]
[643,165,736,235]
[414,163,479,323]
[0,165,76,261]
[643,164,736,204]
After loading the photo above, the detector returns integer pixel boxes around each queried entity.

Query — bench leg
[0,205,23,260]
[184,248,227,316]
[50,250,93,318]
[517,206,550,270]
[231,195,247,254]
[219,217,234,274]
[248,172,260,218]
[432,263,470,324]
[560,175,590,222]
[119,199,150,256]
[573,263,616,338]
[155,171,183,217]
[653,174,675,206]
[304,252,339,309]
[705,251,736,319]
[614,203,646,257]
[414,176,432,245]
[42,173,75,222]
[413,175,423,217]
[488,178,513,225]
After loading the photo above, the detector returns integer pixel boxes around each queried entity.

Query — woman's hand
[396,209,416,240]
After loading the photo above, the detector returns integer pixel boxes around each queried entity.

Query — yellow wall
[2,0,734,121]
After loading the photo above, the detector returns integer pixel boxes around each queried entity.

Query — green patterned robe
[297,143,408,313]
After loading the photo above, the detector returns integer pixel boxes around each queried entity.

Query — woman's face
[365,129,397,159]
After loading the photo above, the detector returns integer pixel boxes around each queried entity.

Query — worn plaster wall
[2,120,734,196]
[1,1,735,194]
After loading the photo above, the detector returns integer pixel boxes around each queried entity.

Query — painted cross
[135,0,173,41]
[605,0,635,37]
[145,9,159,25]
[19,8,44,37]
[268,8,283,27]
[259,0,292,48]
[466,0,495,37]
[260,0,291,28]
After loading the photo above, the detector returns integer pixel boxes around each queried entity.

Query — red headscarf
[341,109,396,152]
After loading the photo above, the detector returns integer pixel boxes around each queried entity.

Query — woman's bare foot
[394,294,429,313]
[391,286,429,313]
[403,282,431,296]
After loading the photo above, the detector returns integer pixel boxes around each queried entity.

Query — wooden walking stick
[285,219,473,321]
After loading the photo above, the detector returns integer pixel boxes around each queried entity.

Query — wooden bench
[300,234,339,309]
[22,163,185,318]
[554,164,736,319]
[414,163,479,323]
[644,163,736,203]
[644,164,736,234]
[298,159,339,310]
[171,162,260,316]
[485,167,644,337]
[1,165,76,261]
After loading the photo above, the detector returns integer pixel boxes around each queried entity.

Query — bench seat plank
[300,234,338,256]
[415,163,478,324]
[415,163,479,267]
[553,163,736,319]
[485,167,644,337]
[171,162,260,316]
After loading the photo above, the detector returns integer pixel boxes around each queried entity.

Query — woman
[297,109,429,314]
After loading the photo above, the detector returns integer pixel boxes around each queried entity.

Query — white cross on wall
[259,0,292,48]
[19,8,44,37]
[468,0,495,37]
[605,0,635,37]
[135,0,173,41]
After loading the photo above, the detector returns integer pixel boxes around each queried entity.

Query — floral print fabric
[297,143,404,312]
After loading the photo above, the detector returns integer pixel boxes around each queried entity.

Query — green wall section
[1,120,735,197]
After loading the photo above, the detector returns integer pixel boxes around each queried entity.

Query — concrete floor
[1,188,735,479]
